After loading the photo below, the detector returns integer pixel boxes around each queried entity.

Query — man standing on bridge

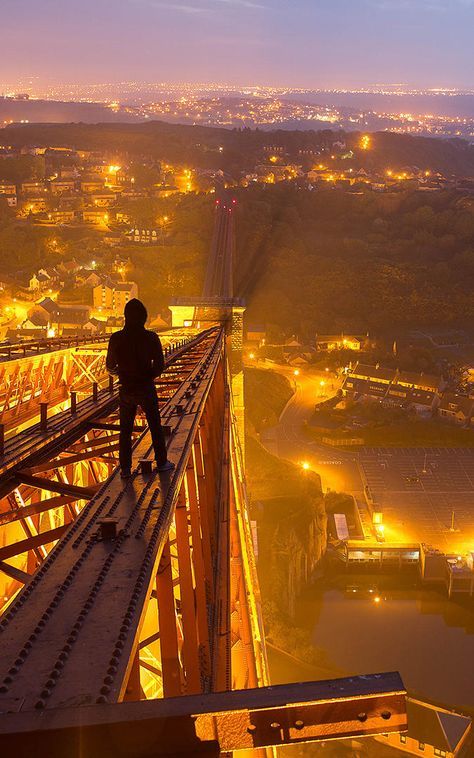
[106,298,174,478]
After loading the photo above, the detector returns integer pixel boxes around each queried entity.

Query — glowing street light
[249,352,255,360]
[293,369,300,377]
[301,461,310,471]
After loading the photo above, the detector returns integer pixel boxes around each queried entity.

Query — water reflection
[297,573,474,706]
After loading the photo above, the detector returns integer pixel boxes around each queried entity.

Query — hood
[124,298,147,328]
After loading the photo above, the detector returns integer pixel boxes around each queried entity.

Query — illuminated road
[257,362,474,553]
[257,362,364,495]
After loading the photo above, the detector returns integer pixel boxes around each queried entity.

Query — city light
[301,461,310,470]
[293,369,300,376]
[360,134,371,150]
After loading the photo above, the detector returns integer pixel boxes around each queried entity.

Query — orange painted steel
[0,327,407,755]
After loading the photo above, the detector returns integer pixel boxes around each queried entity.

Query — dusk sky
[1,0,474,89]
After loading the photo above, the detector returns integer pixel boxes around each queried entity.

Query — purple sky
[1,0,473,89]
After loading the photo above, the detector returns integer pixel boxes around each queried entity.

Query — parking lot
[359,448,474,552]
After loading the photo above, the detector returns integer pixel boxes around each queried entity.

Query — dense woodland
[236,185,474,336]
[2,184,474,337]
[4,120,474,175]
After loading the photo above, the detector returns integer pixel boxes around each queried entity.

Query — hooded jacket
[106,299,165,391]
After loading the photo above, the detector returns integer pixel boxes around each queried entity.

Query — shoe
[120,468,132,479]
[156,460,175,473]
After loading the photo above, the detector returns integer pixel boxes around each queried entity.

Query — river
[276,571,474,708]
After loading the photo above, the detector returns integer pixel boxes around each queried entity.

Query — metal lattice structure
[0,204,407,755]
[0,327,407,755]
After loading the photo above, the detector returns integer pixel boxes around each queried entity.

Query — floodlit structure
[0,197,407,755]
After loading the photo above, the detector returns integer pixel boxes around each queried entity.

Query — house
[343,363,444,407]
[50,179,76,195]
[113,282,138,313]
[23,197,48,214]
[438,393,474,426]
[83,317,106,334]
[29,268,60,293]
[316,334,363,351]
[115,211,132,224]
[396,370,444,394]
[245,325,266,346]
[29,272,50,292]
[407,388,438,416]
[74,269,102,288]
[21,181,47,195]
[342,363,397,400]
[89,193,116,208]
[130,228,160,244]
[58,259,81,276]
[81,181,105,193]
[26,297,58,326]
[376,696,471,758]
[26,298,90,332]
[83,209,109,225]
[48,210,75,224]
[0,183,16,196]
[93,280,138,315]
[1,195,17,208]
[55,303,91,330]
[21,313,48,332]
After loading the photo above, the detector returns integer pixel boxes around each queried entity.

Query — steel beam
[0,494,77,526]
[0,525,69,561]
[14,473,96,500]
[0,673,406,757]
[0,329,225,712]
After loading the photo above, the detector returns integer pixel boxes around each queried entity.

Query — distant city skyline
[1,0,473,90]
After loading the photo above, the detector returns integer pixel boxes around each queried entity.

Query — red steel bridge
[0,199,407,756]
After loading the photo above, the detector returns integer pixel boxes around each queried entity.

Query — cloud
[215,0,267,8]
[130,0,267,13]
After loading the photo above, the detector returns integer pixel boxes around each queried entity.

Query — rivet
[381,711,392,720]
[294,720,304,730]
[270,722,281,730]
[357,713,368,722]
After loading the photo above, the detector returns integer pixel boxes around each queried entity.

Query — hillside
[235,184,474,335]
[4,121,474,176]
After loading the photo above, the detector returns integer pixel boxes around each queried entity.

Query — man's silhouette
[106,298,174,478]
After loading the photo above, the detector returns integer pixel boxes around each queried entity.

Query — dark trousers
[119,383,167,470]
